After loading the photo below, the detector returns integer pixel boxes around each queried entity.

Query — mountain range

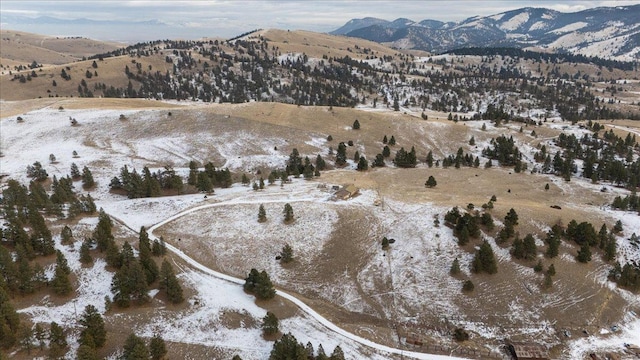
[331,5,640,61]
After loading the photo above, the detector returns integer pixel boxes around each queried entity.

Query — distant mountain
[332,5,640,61]
[330,17,389,35]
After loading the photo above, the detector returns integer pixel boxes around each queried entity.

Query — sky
[1,0,639,42]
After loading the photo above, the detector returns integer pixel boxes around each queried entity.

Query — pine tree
[450,257,461,275]
[522,234,537,260]
[70,163,81,179]
[356,156,368,171]
[280,244,293,264]
[94,209,114,252]
[150,334,167,360]
[335,142,347,167]
[49,321,67,358]
[34,323,46,350]
[80,239,93,264]
[122,333,150,360]
[576,242,592,263]
[330,345,345,360]
[105,241,122,268]
[352,119,360,129]
[160,259,184,304]
[112,258,150,307]
[382,145,391,158]
[82,166,95,189]
[472,241,498,274]
[269,333,306,360]
[52,253,73,295]
[388,135,396,145]
[152,237,166,257]
[18,323,33,354]
[258,204,267,223]
[76,343,100,360]
[61,225,73,244]
[283,203,294,223]
[425,176,437,188]
[262,311,279,336]
[79,305,106,348]
[545,232,560,258]
[462,280,474,292]
[244,269,276,300]
[138,227,159,285]
[315,155,326,171]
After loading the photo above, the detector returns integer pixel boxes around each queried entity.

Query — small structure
[506,341,549,360]
[334,184,359,200]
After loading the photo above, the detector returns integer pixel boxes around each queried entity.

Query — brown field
[259,29,400,60]
[0,29,122,65]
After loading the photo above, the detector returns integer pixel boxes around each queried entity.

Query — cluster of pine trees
[109,165,184,198]
[244,269,276,300]
[187,161,233,191]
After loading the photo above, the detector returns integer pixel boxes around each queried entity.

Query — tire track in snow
[111,196,470,360]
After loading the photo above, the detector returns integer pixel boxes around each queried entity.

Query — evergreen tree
[82,166,95,189]
[604,235,617,262]
[382,145,391,158]
[80,239,93,264]
[105,241,122,268]
[138,227,159,285]
[70,163,81,179]
[372,154,385,167]
[382,135,388,144]
[356,156,368,171]
[79,305,106,348]
[61,225,73,244]
[122,333,150,360]
[425,176,437,188]
[576,242,592,263]
[330,345,345,360]
[280,244,293,264]
[450,257,461,275]
[18,323,34,354]
[94,209,114,252]
[262,311,279,336]
[269,333,306,360]
[160,259,184,304]
[76,343,100,360]
[34,323,46,350]
[545,231,560,258]
[244,269,276,300]
[388,136,396,145]
[546,264,556,276]
[0,286,20,349]
[283,203,294,223]
[335,142,347,167]
[315,155,326,171]
[426,150,434,167]
[188,161,198,186]
[152,237,167,257]
[504,208,519,226]
[150,334,167,360]
[52,252,73,295]
[522,234,537,260]
[472,241,498,274]
[258,204,267,223]
[352,119,360,129]
[112,258,150,307]
[49,321,67,358]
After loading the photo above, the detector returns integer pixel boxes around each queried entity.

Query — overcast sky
[1,0,639,42]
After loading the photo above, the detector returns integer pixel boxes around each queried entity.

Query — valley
[1,10,640,360]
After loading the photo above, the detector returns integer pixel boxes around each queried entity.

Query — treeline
[446,47,637,71]
[109,165,184,198]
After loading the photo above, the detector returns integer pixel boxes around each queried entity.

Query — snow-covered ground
[3,103,640,359]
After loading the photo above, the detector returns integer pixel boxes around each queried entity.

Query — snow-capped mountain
[332,5,640,61]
